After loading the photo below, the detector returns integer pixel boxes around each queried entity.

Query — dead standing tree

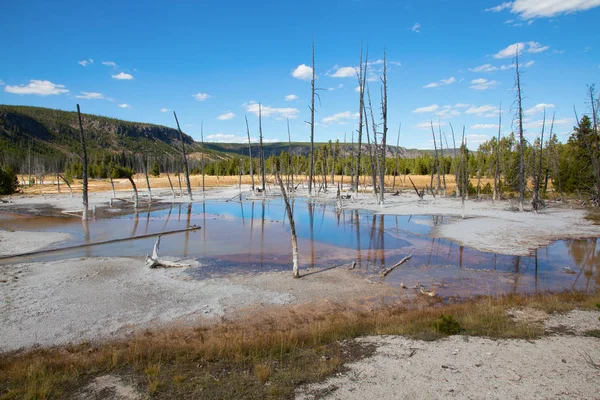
[514,47,526,211]
[173,111,193,202]
[308,41,316,196]
[201,122,206,198]
[379,50,388,205]
[277,172,299,278]
[76,104,88,221]
[245,115,255,192]
[354,45,368,192]
[494,103,502,201]
[259,104,266,193]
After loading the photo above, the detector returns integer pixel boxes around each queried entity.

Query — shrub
[0,166,19,195]
[432,314,461,335]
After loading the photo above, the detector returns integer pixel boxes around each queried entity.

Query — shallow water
[0,198,598,297]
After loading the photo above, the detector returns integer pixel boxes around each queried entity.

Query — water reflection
[0,198,598,297]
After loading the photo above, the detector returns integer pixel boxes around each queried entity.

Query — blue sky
[1,0,599,149]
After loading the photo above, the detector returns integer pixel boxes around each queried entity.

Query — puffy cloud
[493,41,549,58]
[330,66,357,78]
[469,78,499,90]
[217,112,235,120]
[78,58,94,67]
[322,111,359,125]
[423,77,456,89]
[465,105,499,116]
[244,101,299,119]
[112,72,134,80]
[525,103,555,115]
[193,92,212,101]
[75,91,104,99]
[4,79,69,96]
[285,94,298,101]
[413,104,440,113]
[118,103,131,108]
[488,0,600,19]
[292,64,313,80]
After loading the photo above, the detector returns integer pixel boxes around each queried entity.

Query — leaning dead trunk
[57,173,73,198]
[76,104,88,221]
[143,156,152,202]
[166,170,176,199]
[173,111,193,201]
[277,174,299,278]
[127,175,139,208]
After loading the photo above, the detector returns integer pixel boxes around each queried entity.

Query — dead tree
[287,118,294,193]
[127,175,139,208]
[438,123,447,196]
[494,103,502,201]
[146,234,190,268]
[587,84,600,198]
[532,109,546,211]
[449,123,459,197]
[173,111,193,201]
[461,127,467,218]
[379,51,388,205]
[245,115,255,191]
[201,122,206,198]
[76,104,88,221]
[393,124,401,191]
[430,120,441,194]
[364,98,378,198]
[143,155,152,202]
[277,173,299,278]
[354,45,368,192]
[57,173,73,197]
[515,47,526,211]
[258,103,266,193]
[308,41,316,196]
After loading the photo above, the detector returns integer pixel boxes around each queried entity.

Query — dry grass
[18,174,496,196]
[1,291,598,399]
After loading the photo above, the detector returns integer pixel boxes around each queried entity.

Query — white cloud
[78,58,94,67]
[330,66,357,78]
[485,2,513,12]
[75,91,104,99]
[292,64,313,80]
[525,103,555,115]
[423,77,456,89]
[102,61,117,67]
[160,108,170,112]
[217,112,235,121]
[112,72,134,80]
[523,117,574,129]
[244,101,299,119]
[193,92,212,101]
[454,103,471,108]
[470,60,534,72]
[118,103,131,108]
[322,111,359,125]
[465,105,499,116]
[471,124,498,129]
[285,94,298,101]
[493,41,549,58]
[470,78,499,90]
[507,0,600,19]
[411,23,421,33]
[414,122,434,130]
[436,108,461,118]
[465,134,492,147]
[413,105,440,114]
[4,80,69,96]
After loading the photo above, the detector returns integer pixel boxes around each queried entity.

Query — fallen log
[380,254,412,278]
[0,226,201,260]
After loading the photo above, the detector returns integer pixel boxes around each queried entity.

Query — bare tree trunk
[366,85,379,200]
[354,45,367,192]
[28,141,32,186]
[127,175,139,208]
[259,104,266,193]
[277,174,299,278]
[173,111,193,201]
[76,104,88,221]
[364,101,377,199]
[309,41,316,196]
[430,120,441,194]
[245,115,255,191]
[341,133,346,189]
[533,109,546,211]
[143,156,152,202]
[515,48,525,211]
[438,123,446,196]
[461,127,467,218]
[379,51,387,205]
[287,118,294,193]
[494,103,502,201]
[588,85,600,196]
[201,122,205,198]
[166,170,175,199]
[57,173,73,198]
[450,123,459,197]
[393,124,401,191]
[177,170,183,197]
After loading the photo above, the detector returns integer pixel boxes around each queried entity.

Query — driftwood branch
[146,234,192,268]
[380,254,412,277]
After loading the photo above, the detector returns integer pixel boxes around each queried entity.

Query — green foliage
[0,166,19,195]
[432,314,461,335]
[151,162,160,177]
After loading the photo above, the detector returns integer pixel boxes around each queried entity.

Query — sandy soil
[0,230,71,257]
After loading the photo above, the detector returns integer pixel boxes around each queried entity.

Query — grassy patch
[1,291,598,399]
